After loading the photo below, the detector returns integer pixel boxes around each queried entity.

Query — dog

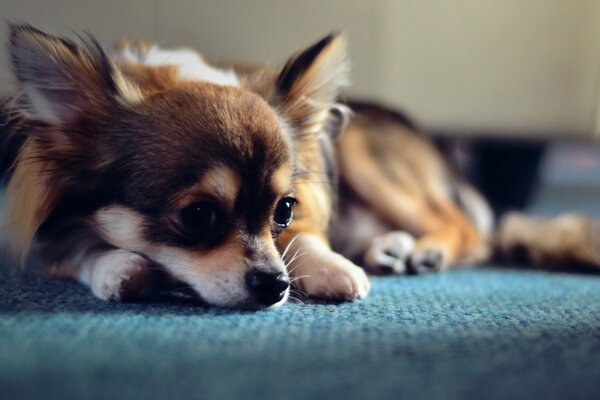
[1,25,599,310]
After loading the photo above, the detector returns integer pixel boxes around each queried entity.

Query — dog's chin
[172,282,289,311]
[265,289,290,311]
[216,288,290,311]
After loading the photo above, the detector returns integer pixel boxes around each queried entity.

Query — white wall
[1,0,599,138]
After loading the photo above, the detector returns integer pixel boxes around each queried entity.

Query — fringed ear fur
[9,23,141,124]
[274,33,350,137]
[2,24,139,261]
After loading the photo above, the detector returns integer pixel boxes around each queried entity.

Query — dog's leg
[409,198,488,272]
[362,222,474,275]
[40,220,160,301]
[337,124,487,273]
[74,249,156,301]
[495,213,600,269]
[362,198,485,274]
[49,248,158,302]
[281,232,370,301]
[410,227,470,273]
[277,174,370,300]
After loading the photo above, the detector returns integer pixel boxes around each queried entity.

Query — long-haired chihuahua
[3,25,598,310]
[1,24,369,309]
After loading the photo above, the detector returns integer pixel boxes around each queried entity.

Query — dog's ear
[8,24,139,124]
[324,103,352,141]
[4,25,142,261]
[274,33,349,136]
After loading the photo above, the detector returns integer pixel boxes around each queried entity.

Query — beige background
[1,0,599,138]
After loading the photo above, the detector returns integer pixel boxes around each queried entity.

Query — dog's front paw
[80,250,153,301]
[288,235,370,301]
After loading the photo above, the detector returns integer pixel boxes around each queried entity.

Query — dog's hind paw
[364,231,415,275]
[364,231,447,275]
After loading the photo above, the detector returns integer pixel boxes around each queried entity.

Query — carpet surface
[1,268,599,400]
[1,144,600,400]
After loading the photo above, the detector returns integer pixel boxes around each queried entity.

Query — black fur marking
[82,33,119,95]
[276,33,337,95]
[345,99,419,132]
[37,216,108,266]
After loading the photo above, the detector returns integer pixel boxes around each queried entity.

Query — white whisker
[280,235,300,260]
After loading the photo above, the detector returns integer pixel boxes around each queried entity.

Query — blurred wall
[1,0,599,138]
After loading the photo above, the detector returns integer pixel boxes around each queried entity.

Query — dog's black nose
[245,271,289,306]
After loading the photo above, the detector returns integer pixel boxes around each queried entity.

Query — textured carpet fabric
[2,143,600,400]
[1,268,599,400]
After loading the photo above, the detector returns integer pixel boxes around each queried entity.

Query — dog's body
[2,26,599,310]
[331,103,600,274]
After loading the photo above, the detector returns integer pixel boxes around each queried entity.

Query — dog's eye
[273,197,297,228]
[180,201,221,231]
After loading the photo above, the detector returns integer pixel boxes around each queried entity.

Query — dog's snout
[245,270,289,306]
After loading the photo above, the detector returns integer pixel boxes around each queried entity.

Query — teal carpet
[2,144,600,400]
[1,269,599,400]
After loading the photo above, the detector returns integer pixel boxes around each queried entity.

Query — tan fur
[277,138,333,253]
[335,105,600,272]
[174,166,241,211]
[4,139,59,260]
[118,63,183,94]
[496,213,600,268]
[271,163,293,196]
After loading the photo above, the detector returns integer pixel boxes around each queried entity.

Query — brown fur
[5,139,60,260]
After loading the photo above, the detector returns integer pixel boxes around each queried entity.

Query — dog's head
[3,25,348,309]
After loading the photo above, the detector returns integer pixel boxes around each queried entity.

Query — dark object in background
[436,136,547,216]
